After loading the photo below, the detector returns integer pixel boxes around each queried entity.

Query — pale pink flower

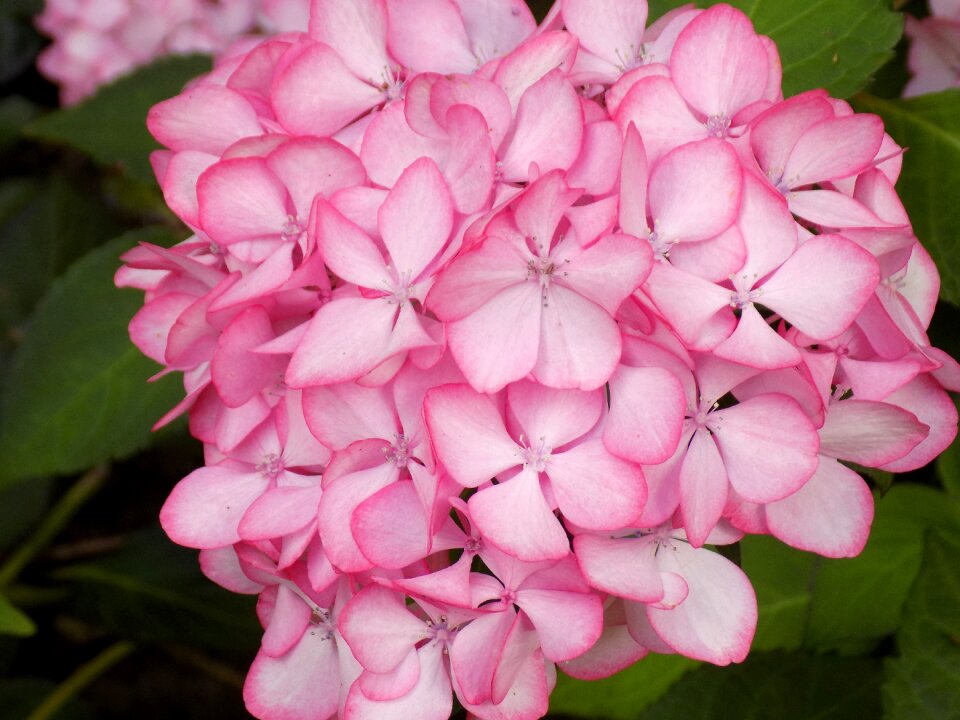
[428,171,652,392]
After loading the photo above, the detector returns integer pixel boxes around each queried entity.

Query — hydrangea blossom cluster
[904,0,960,96]
[117,1,960,718]
[36,0,309,104]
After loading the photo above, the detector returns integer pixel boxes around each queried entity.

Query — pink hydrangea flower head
[117,1,960,718]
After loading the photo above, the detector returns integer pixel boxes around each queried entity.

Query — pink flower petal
[670,4,768,120]
[428,232,529,321]
[356,648,421,701]
[378,157,453,280]
[573,534,664,603]
[766,457,874,558]
[429,74,513,146]
[560,233,653,316]
[386,0,475,73]
[286,298,419,387]
[345,645,452,720]
[787,189,893,228]
[498,70,584,183]
[879,375,959,473]
[262,584,313,657]
[160,466,269,549]
[679,430,729,548]
[308,0,391,81]
[352,480,431,569]
[735,173,797,280]
[517,587,603,662]
[561,0,647,67]
[423,383,519,488]
[493,31,579,111]
[212,306,287,408]
[272,40,382,136]
[642,262,732,347]
[648,138,743,242]
[760,234,880,340]
[818,398,929,466]
[514,171,581,245]
[240,483,322,540]
[303,381,396,450]
[646,543,757,665]
[362,97,449,184]
[559,618,648,680]
[454,0,537,63]
[198,157,289,246]
[548,439,646,530]
[507,380,602,448]
[266,137,367,217]
[148,86,262,155]
[605,365,686,465]
[712,302,802,370]
[441,104,497,214]
[447,283,543,393]
[566,120,624,196]
[783,114,885,188]
[160,150,217,228]
[468,468,570,561]
[618,123,649,237]
[534,285,623,391]
[750,90,833,181]
[317,461,398,572]
[243,628,340,720]
[712,394,819,504]
[339,585,426,674]
[314,199,390,288]
[451,610,516,705]
[128,293,195,365]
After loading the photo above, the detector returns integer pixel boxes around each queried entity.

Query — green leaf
[0,679,93,720]
[853,90,960,305]
[647,0,903,98]
[0,175,122,355]
[550,654,698,718]
[740,534,816,651]
[0,228,186,487]
[882,533,960,720]
[0,96,39,152]
[25,55,212,184]
[637,651,883,720]
[937,433,960,498]
[0,594,34,637]
[740,485,960,652]
[55,527,260,654]
[0,477,52,550]
[806,484,960,648]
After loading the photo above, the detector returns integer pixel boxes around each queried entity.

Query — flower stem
[0,465,108,589]
[25,640,135,720]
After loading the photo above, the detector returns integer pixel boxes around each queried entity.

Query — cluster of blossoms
[905,0,960,96]
[117,1,960,718]
[36,0,309,104]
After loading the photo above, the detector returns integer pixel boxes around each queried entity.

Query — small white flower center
[383,434,411,468]
[426,616,456,648]
[257,453,283,478]
[647,225,676,261]
[705,114,731,138]
[280,215,305,242]
[309,608,335,641]
[518,435,551,472]
[728,274,762,309]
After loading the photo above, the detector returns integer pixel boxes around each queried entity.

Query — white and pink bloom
[36,0,308,105]
[117,1,959,719]
[904,0,960,97]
